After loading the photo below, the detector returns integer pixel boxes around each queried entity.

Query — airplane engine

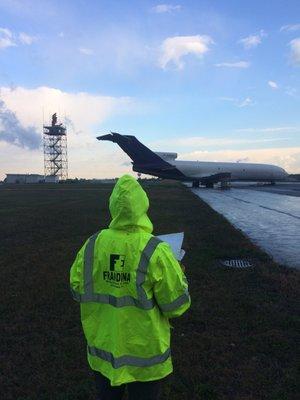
[155,152,178,161]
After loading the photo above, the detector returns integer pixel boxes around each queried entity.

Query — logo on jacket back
[103,254,130,287]
[110,254,125,271]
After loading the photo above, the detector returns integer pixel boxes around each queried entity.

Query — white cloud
[177,147,300,173]
[0,28,13,38]
[236,126,298,133]
[0,86,136,179]
[268,80,278,89]
[280,24,300,32]
[218,96,254,107]
[0,86,134,147]
[285,86,298,97]
[0,28,37,49]
[19,32,37,45]
[159,35,213,69]
[0,37,15,49]
[0,98,40,149]
[152,136,286,148]
[215,61,250,68]
[239,35,261,49]
[238,97,253,107]
[239,30,266,49]
[152,4,181,13]
[79,47,95,55]
[218,97,236,102]
[289,38,300,66]
[0,140,131,180]
[0,27,16,49]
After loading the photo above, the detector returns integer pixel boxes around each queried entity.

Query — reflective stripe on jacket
[70,175,191,386]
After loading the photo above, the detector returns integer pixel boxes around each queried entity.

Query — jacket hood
[109,175,153,233]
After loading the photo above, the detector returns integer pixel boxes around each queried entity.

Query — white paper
[157,232,185,260]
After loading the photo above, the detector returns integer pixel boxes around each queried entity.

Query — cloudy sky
[0,0,300,180]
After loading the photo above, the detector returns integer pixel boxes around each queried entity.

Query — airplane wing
[199,172,231,184]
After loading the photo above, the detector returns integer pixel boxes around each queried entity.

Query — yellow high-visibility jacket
[70,175,191,386]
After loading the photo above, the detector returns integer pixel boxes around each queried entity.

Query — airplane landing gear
[192,180,200,188]
[205,182,214,188]
[220,180,230,189]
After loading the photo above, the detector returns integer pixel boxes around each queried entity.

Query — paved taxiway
[231,182,300,197]
[190,182,300,269]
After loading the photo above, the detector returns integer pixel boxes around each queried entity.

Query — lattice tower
[43,113,68,180]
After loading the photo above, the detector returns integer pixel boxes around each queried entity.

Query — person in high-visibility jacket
[70,174,191,399]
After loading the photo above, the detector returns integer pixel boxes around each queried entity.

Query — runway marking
[258,205,300,221]
[218,193,300,221]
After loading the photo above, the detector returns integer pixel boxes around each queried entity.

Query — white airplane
[97,132,289,187]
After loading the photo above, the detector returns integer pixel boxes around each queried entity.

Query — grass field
[1,181,299,400]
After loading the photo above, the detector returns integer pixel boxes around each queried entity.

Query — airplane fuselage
[168,160,288,182]
[133,159,288,183]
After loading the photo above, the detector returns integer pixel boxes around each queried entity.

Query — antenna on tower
[43,113,68,180]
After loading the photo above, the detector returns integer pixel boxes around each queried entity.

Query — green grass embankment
[0,182,299,400]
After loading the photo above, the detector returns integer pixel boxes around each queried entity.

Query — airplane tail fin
[97,132,170,167]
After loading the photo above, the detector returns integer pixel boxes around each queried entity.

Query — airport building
[5,174,58,184]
